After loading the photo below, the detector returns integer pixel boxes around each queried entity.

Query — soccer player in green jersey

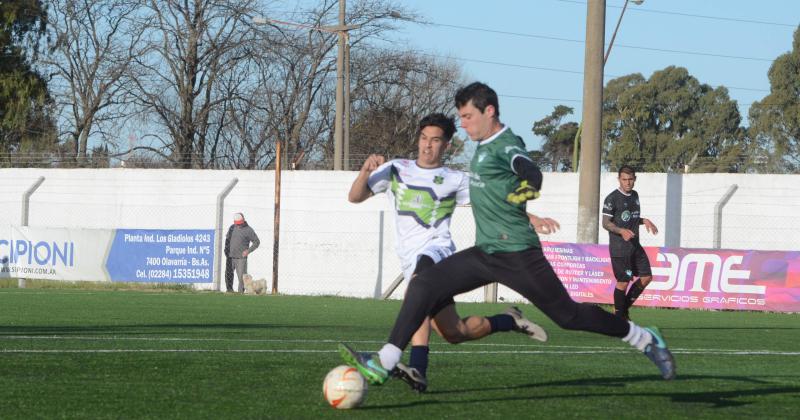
[340,82,675,385]
[349,113,555,392]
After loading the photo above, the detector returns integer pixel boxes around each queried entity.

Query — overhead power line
[366,37,757,87]
[553,0,799,28]
[398,47,769,93]
[425,22,775,62]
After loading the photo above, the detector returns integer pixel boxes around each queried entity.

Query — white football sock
[377,343,402,370]
[621,321,653,352]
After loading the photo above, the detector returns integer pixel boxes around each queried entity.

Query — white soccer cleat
[505,306,548,342]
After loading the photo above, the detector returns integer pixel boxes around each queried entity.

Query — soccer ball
[323,365,367,409]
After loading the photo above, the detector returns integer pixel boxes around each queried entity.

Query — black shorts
[610,245,652,282]
[412,255,455,317]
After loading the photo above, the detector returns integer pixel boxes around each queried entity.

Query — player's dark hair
[455,82,500,118]
[618,165,636,177]
[418,113,456,141]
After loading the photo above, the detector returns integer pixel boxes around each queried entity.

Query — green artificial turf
[0,289,797,419]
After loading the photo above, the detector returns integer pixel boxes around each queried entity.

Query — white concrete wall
[2,168,798,301]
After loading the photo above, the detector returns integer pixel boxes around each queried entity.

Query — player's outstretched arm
[348,154,385,203]
[528,214,560,235]
[641,218,659,235]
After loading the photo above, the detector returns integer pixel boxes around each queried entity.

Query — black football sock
[409,346,429,377]
[626,280,646,309]
[487,314,515,332]
[614,288,628,316]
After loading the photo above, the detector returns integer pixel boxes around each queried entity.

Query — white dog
[242,274,267,295]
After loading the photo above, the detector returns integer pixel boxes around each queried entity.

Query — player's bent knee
[432,319,467,344]
[439,329,467,344]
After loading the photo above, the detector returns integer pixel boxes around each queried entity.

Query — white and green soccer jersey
[469,126,541,254]
[368,159,470,279]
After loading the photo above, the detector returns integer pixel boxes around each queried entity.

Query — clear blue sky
[371,0,800,150]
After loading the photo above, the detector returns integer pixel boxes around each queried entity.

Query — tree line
[2,1,799,173]
[1,0,461,169]
[533,26,800,174]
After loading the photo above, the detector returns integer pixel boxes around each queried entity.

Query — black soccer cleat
[392,362,428,393]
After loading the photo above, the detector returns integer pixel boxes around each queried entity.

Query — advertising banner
[1,226,112,281]
[1,226,214,283]
[106,229,214,283]
[542,241,800,313]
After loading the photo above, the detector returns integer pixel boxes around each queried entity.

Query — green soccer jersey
[469,126,541,253]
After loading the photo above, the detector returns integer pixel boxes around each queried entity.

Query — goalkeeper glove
[506,180,540,204]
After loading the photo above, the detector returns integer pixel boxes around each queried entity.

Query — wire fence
[1,151,796,174]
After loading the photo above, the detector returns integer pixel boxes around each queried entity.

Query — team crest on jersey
[433,175,444,184]
[477,153,486,162]
[621,210,631,222]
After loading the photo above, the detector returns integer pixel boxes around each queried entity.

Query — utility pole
[343,38,351,170]
[333,0,346,170]
[571,0,643,173]
[576,0,605,244]
[255,2,400,171]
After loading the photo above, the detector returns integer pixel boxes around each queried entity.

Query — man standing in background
[602,166,659,320]
[224,213,260,293]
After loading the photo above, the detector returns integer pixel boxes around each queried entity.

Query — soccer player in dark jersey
[602,166,659,320]
[339,82,676,385]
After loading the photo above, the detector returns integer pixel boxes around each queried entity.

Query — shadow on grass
[669,327,800,330]
[361,375,800,410]
[0,323,348,335]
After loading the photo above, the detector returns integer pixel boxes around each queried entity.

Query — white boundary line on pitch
[0,335,796,354]
[0,348,799,355]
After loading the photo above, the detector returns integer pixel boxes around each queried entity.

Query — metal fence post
[214,178,239,291]
[484,283,498,303]
[19,177,45,288]
[373,210,384,298]
[665,173,683,247]
[713,184,738,249]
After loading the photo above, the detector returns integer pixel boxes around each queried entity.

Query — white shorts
[402,244,455,282]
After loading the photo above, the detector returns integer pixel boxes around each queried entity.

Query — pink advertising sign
[541,241,800,313]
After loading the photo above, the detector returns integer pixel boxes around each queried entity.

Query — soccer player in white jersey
[348,113,558,392]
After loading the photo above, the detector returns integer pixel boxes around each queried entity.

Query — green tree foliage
[748,26,800,173]
[602,66,747,173]
[532,105,578,172]
[0,0,56,165]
